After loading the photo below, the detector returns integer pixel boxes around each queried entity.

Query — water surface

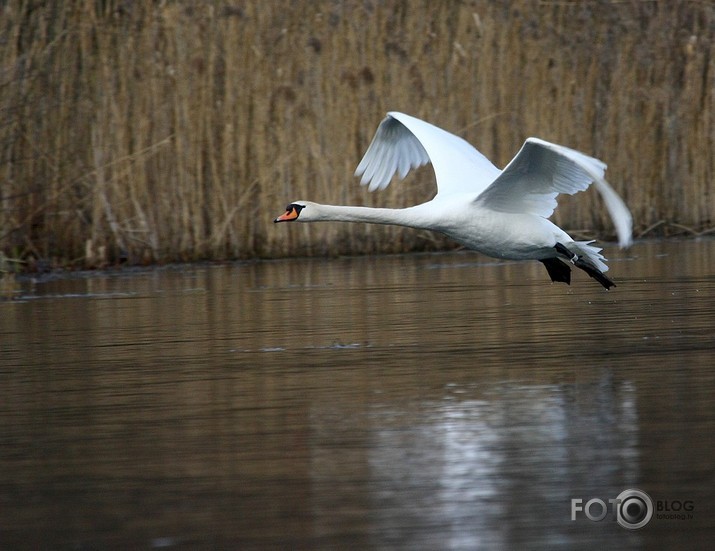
[1,239,713,549]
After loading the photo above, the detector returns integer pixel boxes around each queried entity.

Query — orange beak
[274,208,299,223]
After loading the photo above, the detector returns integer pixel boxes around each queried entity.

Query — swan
[274,112,632,289]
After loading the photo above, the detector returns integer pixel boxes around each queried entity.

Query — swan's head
[274,202,310,223]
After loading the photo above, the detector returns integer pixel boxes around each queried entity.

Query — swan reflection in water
[310,376,640,548]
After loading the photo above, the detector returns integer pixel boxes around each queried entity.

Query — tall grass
[1,0,713,269]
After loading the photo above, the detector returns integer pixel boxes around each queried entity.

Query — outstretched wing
[475,138,633,247]
[355,111,501,197]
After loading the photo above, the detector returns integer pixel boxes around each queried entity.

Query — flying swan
[275,112,632,289]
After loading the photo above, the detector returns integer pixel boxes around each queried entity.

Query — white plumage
[275,112,633,289]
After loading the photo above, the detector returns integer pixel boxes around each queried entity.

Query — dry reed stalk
[0,0,713,269]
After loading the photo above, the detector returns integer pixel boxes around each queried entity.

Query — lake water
[1,239,713,549]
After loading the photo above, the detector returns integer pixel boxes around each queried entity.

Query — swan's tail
[568,240,608,273]
[568,241,616,289]
[548,241,615,289]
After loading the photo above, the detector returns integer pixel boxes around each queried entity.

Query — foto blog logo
[571,489,653,530]
[571,488,695,530]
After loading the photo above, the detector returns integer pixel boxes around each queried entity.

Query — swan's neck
[306,203,433,229]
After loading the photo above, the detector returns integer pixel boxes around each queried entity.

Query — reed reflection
[0,240,713,549]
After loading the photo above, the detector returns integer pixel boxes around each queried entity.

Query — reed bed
[1,0,713,269]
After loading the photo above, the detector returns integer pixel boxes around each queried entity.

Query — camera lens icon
[616,489,653,530]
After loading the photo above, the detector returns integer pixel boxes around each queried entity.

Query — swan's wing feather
[355,112,501,196]
[355,115,428,192]
[476,138,633,247]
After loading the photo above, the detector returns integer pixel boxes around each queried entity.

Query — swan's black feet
[573,258,616,289]
[540,257,571,285]
[552,242,615,290]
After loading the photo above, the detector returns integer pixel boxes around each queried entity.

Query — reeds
[1,0,713,269]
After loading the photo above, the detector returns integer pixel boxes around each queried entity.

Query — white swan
[275,112,632,289]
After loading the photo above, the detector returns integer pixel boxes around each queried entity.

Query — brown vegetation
[1,1,713,270]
